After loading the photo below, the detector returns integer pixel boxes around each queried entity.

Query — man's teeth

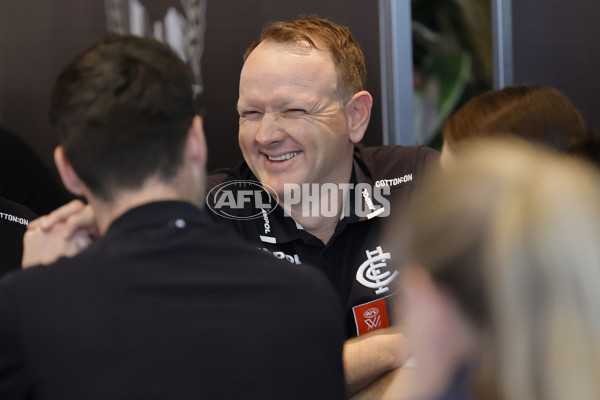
[267,152,299,161]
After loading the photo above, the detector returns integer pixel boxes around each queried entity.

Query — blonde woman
[385,138,600,400]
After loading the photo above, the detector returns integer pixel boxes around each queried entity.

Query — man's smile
[265,151,301,161]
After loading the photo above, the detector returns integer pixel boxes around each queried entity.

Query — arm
[344,326,411,397]
[22,200,98,267]
[349,366,419,400]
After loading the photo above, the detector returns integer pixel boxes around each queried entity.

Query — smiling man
[208,16,439,398]
[236,38,366,243]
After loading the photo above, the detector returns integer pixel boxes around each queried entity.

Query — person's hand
[27,200,97,236]
[22,200,98,268]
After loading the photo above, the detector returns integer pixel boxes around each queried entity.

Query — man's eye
[240,111,262,119]
[285,109,307,116]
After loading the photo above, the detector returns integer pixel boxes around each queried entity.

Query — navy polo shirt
[208,144,439,338]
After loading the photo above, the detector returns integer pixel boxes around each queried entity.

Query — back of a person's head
[243,15,366,103]
[443,85,536,148]
[392,138,600,400]
[568,132,600,169]
[443,85,590,152]
[49,34,195,201]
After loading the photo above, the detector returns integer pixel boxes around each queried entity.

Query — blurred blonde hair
[391,137,600,400]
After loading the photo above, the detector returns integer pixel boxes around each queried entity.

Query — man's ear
[54,146,87,196]
[345,90,373,144]
[186,115,208,170]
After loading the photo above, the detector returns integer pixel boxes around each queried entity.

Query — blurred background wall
[512,0,600,133]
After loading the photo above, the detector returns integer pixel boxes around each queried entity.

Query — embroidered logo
[363,307,381,329]
[259,248,301,265]
[0,213,29,226]
[364,315,382,330]
[374,174,414,188]
[363,307,380,319]
[356,246,397,295]
[353,298,390,335]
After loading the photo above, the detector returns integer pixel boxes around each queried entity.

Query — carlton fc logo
[356,246,398,295]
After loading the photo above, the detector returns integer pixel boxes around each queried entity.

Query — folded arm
[344,326,411,398]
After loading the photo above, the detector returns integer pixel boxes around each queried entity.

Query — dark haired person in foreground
[0,35,346,400]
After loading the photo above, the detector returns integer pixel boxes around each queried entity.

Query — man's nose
[255,113,285,145]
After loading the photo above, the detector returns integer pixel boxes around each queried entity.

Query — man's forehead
[237,89,319,109]
[238,39,340,108]
[247,39,333,65]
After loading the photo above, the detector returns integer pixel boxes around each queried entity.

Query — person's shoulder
[0,198,38,277]
[0,197,37,221]
[0,258,74,311]
[1,247,93,285]
[357,144,439,166]
[355,144,439,183]
[207,160,257,190]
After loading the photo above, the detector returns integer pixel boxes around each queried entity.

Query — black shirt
[0,201,346,400]
[207,145,439,338]
[0,197,36,277]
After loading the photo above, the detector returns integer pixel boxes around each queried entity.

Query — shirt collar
[246,145,381,243]
[105,201,209,240]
